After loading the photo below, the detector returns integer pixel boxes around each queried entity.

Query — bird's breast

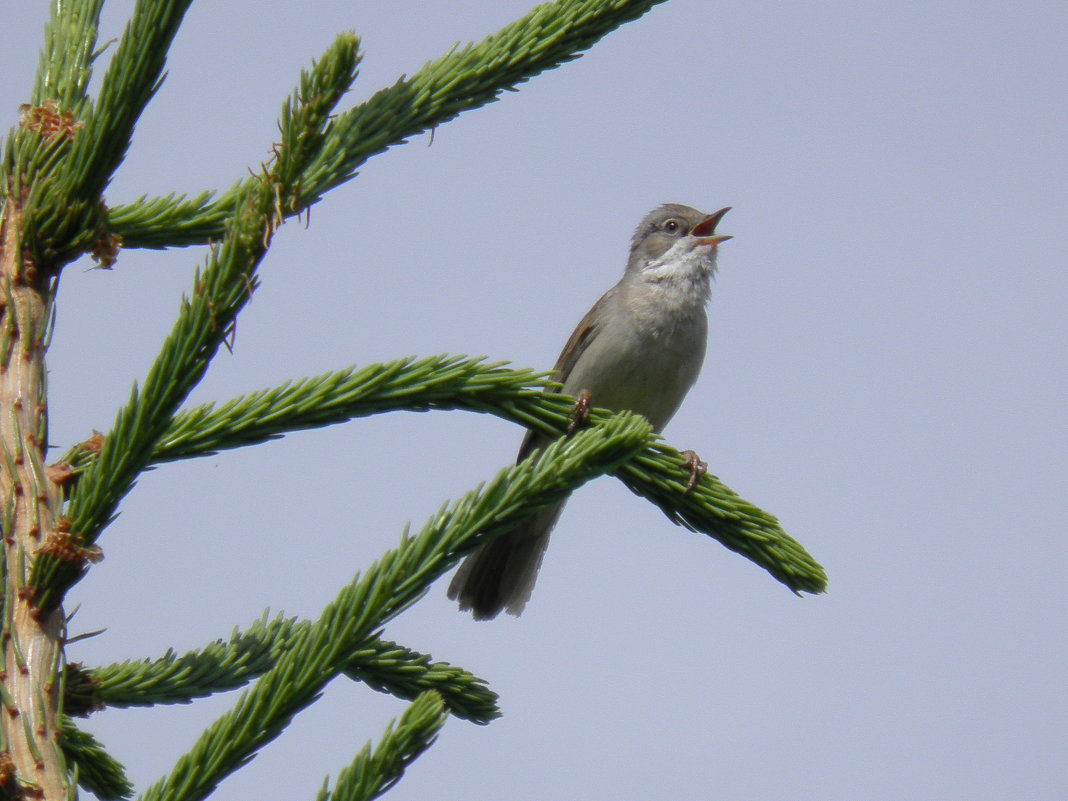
[562,293,708,431]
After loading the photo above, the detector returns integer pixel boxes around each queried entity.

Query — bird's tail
[448,503,564,620]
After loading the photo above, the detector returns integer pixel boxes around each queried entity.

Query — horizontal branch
[153,356,552,462]
[70,612,498,724]
[59,355,826,594]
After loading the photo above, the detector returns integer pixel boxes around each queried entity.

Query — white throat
[640,239,717,304]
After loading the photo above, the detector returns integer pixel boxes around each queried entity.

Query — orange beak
[692,206,732,246]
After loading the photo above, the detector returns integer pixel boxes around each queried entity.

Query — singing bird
[449,203,731,619]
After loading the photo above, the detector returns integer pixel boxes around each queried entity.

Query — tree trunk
[0,198,67,801]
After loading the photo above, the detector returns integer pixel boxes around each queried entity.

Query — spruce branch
[105,190,219,249]
[55,355,826,593]
[28,175,272,612]
[103,29,363,249]
[273,34,363,212]
[62,0,194,208]
[340,637,499,725]
[139,413,652,801]
[152,356,551,463]
[33,0,106,113]
[59,716,133,801]
[291,0,668,208]
[62,614,295,716]
[317,692,447,801]
[99,29,364,251]
[107,0,669,249]
[15,0,195,270]
[0,2,826,800]
[27,33,362,613]
[150,355,827,592]
[69,613,499,724]
[617,445,825,593]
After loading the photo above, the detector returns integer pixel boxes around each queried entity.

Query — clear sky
[4,1,1066,799]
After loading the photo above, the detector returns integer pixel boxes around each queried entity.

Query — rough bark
[0,198,68,801]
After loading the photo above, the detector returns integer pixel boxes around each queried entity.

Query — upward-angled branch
[16,0,196,271]
[58,718,133,801]
[27,34,364,615]
[64,0,193,201]
[108,0,670,249]
[317,691,447,801]
[33,0,106,113]
[139,413,653,801]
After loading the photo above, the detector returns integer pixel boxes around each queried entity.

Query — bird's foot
[566,389,593,436]
[679,449,707,494]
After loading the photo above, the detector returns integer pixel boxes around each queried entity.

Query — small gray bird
[448,203,731,619]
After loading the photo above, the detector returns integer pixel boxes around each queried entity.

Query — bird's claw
[567,389,593,436]
[680,449,707,494]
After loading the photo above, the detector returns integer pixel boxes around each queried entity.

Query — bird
[448,203,731,619]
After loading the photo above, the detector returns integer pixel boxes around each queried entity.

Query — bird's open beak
[692,206,732,245]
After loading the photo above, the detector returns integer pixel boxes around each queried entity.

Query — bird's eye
[663,219,683,233]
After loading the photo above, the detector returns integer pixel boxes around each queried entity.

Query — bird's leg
[679,449,707,494]
[566,389,593,436]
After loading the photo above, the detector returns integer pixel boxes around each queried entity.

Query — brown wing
[515,288,614,463]
[551,289,612,383]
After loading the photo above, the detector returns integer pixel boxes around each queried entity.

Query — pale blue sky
[4,2,1066,799]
